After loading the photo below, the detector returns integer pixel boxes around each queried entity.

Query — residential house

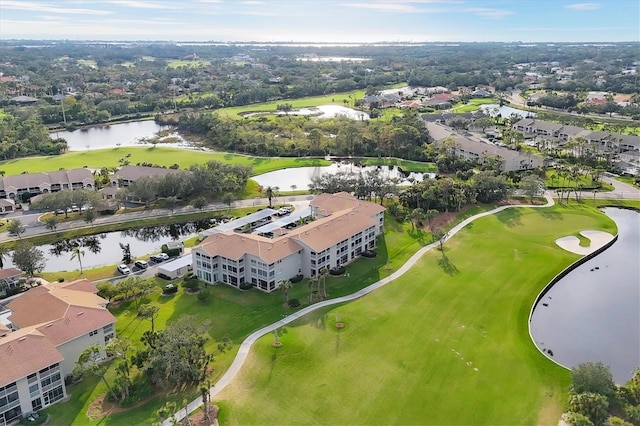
[427,122,542,172]
[111,166,180,187]
[0,199,16,213]
[192,193,384,293]
[0,280,116,422]
[0,169,94,200]
[0,268,23,297]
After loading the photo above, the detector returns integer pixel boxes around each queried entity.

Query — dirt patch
[183,405,219,426]
[87,393,157,420]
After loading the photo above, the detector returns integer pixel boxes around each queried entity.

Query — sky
[0,0,638,43]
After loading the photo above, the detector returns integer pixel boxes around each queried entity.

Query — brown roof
[46,279,98,294]
[0,168,92,191]
[199,233,302,264]
[7,281,109,328]
[311,192,385,217]
[37,305,115,346]
[0,327,63,386]
[0,268,22,280]
[7,287,69,327]
[289,210,376,252]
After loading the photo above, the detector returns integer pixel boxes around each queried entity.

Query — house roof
[289,210,376,252]
[36,305,114,346]
[532,120,563,132]
[310,192,385,217]
[425,122,455,142]
[0,327,64,387]
[7,281,112,329]
[0,168,93,191]
[199,232,302,264]
[0,268,21,280]
[451,136,520,161]
[114,166,181,182]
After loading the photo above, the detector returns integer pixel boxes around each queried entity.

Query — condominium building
[0,280,115,424]
[192,193,385,292]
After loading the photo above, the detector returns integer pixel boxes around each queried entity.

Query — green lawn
[43,213,431,425]
[213,204,617,425]
[450,97,496,113]
[167,59,211,68]
[0,147,330,176]
[216,90,368,119]
[545,170,614,191]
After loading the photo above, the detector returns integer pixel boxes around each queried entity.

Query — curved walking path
[165,192,556,425]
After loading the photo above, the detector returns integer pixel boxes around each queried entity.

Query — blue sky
[0,0,638,42]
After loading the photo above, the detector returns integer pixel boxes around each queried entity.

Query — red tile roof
[0,327,63,386]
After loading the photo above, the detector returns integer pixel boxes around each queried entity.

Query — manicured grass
[216,90,367,119]
[167,59,211,68]
[450,98,496,113]
[43,213,431,425]
[615,175,639,187]
[360,158,437,173]
[0,147,330,176]
[214,204,617,425]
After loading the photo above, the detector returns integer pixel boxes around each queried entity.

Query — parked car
[134,260,148,269]
[71,205,80,212]
[150,253,170,262]
[117,264,131,275]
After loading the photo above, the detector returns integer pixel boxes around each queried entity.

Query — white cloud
[565,3,601,11]
[105,1,176,9]
[341,2,418,12]
[241,1,265,4]
[1,1,112,15]
[463,7,514,19]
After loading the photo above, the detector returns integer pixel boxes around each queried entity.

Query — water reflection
[530,208,640,383]
[252,162,432,190]
[49,236,102,257]
[120,220,210,242]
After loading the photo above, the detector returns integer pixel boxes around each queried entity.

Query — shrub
[197,290,210,302]
[290,274,304,283]
[163,284,178,294]
[57,277,65,283]
[287,298,300,308]
[361,250,377,258]
[183,280,199,291]
[329,266,346,276]
[239,282,252,290]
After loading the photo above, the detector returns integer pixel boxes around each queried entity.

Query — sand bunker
[555,230,615,255]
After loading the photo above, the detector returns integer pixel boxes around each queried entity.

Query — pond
[480,104,535,119]
[280,105,370,120]
[529,208,640,383]
[3,220,209,272]
[251,162,432,190]
[52,120,189,151]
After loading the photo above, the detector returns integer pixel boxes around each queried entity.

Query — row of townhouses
[512,118,640,174]
[425,122,543,172]
[0,280,115,424]
[0,166,178,200]
[192,192,385,292]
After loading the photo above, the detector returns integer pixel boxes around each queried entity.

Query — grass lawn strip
[208,196,619,425]
[0,146,330,176]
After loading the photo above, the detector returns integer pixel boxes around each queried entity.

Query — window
[103,324,114,334]
[43,386,64,406]
[89,329,98,337]
[31,398,43,411]
[105,333,114,344]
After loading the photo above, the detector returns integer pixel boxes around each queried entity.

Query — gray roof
[426,122,455,142]
[115,166,181,181]
[451,136,520,161]
[253,207,313,234]
[533,120,563,132]
[0,168,93,191]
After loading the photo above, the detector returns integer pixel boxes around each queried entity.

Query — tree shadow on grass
[538,207,563,221]
[497,208,522,228]
[437,253,459,276]
[407,227,427,245]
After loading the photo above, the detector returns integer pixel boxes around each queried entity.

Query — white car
[117,264,131,275]
[150,253,169,262]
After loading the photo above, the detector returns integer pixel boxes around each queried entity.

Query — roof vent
[77,311,84,316]
[18,336,26,341]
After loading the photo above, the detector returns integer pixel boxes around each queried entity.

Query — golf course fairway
[214,204,617,425]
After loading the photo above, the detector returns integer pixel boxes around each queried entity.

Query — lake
[480,104,535,119]
[251,162,432,190]
[52,120,188,151]
[3,221,207,272]
[529,208,640,383]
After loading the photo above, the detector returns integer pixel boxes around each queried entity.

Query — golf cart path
[165,192,556,425]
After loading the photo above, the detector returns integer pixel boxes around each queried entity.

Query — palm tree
[319,267,328,299]
[0,243,9,269]
[71,246,85,274]
[280,279,292,303]
[263,186,274,208]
